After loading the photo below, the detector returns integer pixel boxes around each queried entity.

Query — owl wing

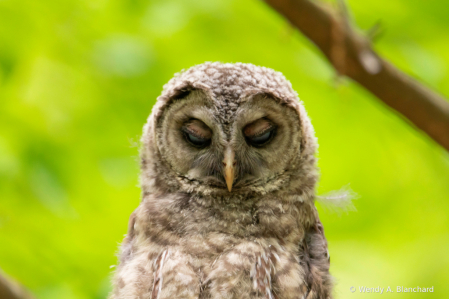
[301,220,332,299]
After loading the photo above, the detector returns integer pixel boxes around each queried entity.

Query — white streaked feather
[316,184,358,215]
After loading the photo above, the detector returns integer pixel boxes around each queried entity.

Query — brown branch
[264,0,449,151]
[0,271,35,299]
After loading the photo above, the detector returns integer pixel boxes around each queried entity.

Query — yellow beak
[223,147,236,192]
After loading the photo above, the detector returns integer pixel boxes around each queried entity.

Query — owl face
[156,89,303,194]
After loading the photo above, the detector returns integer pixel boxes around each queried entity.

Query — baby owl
[110,62,332,299]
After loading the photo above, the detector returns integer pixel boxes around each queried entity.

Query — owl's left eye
[244,118,276,147]
[249,130,272,144]
[246,128,275,147]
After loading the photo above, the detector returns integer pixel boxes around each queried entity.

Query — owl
[110,62,332,299]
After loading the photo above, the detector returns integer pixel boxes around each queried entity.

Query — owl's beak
[222,147,236,192]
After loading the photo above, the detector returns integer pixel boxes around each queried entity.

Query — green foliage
[0,0,448,298]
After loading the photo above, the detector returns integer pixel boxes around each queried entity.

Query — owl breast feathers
[110,62,333,299]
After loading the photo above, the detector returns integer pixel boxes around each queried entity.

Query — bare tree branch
[264,0,449,151]
[0,271,35,299]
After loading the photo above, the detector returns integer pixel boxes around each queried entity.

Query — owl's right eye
[182,119,212,148]
[184,132,210,147]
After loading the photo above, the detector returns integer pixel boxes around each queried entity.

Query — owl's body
[110,63,332,299]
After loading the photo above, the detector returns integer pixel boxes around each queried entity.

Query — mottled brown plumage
[110,62,333,299]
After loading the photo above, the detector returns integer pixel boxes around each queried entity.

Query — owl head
[140,63,318,198]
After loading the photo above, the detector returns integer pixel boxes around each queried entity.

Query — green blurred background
[1,0,448,298]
